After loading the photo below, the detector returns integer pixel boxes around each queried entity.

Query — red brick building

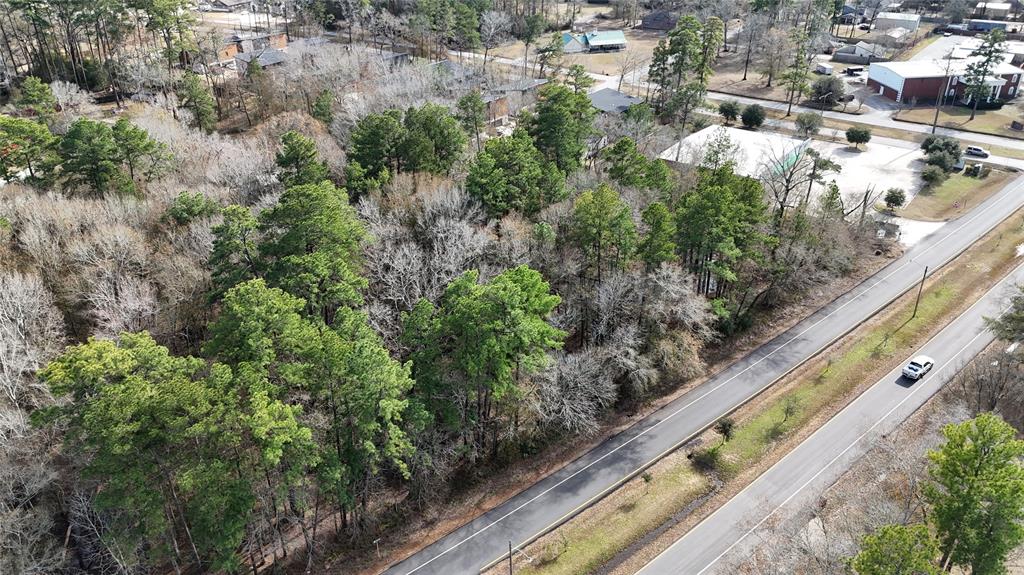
[867,58,1024,104]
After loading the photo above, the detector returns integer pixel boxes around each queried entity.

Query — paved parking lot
[662,126,925,211]
[908,34,968,62]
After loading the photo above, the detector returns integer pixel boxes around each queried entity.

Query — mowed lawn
[901,170,1013,221]
[896,105,1024,140]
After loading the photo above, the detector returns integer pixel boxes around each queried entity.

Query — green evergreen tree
[258,181,368,321]
[59,118,133,197]
[275,130,329,188]
[465,128,566,217]
[851,524,940,575]
[403,265,564,462]
[112,117,169,182]
[16,76,57,121]
[528,81,595,174]
[209,205,261,301]
[457,90,488,151]
[571,184,637,282]
[926,413,1024,574]
[346,109,405,193]
[638,202,677,271]
[177,71,217,133]
[312,89,334,125]
[310,307,416,526]
[399,103,467,174]
[0,114,57,181]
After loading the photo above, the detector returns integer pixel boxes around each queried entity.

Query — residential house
[234,47,287,77]
[561,30,628,53]
[210,0,252,12]
[832,41,891,63]
[873,12,921,32]
[640,10,679,31]
[975,2,1012,17]
[589,87,643,114]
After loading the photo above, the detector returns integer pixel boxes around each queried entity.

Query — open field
[900,170,1013,221]
[492,202,1024,575]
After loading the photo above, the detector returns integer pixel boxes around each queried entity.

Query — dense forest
[0,0,888,572]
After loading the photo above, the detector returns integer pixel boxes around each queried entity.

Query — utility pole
[931,52,956,134]
[508,541,513,574]
[912,266,929,318]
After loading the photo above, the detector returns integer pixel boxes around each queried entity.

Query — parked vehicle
[816,63,833,75]
[965,146,990,158]
[902,355,935,380]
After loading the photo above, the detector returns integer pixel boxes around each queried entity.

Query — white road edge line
[397,178,1024,575]
[641,262,1022,575]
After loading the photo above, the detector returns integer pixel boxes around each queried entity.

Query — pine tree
[0,114,56,181]
[926,413,1024,574]
[275,130,329,188]
[638,202,677,271]
[312,89,333,125]
[851,524,940,575]
[572,184,637,283]
[456,90,487,151]
[177,71,217,132]
[112,117,169,182]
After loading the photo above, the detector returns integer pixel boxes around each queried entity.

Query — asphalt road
[637,258,1024,575]
[383,176,1024,575]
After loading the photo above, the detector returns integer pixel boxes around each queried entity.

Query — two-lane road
[385,176,1024,575]
[639,257,1024,575]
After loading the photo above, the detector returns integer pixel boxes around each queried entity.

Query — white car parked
[902,355,935,380]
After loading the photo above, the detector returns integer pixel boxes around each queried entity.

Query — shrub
[690,446,721,471]
[926,150,958,172]
[164,191,220,225]
[795,112,823,136]
[846,126,872,148]
[921,164,948,186]
[718,100,741,124]
[811,75,845,107]
[920,135,962,161]
[741,104,766,129]
[884,187,906,210]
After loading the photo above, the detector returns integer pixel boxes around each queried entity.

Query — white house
[976,2,1012,17]
[874,12,921,32]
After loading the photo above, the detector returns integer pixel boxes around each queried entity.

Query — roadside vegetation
[499,203,1024,575]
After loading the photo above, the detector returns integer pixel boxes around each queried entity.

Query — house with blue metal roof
[561,30,628,53]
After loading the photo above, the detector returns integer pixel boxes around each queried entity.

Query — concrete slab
[661,125,925,208]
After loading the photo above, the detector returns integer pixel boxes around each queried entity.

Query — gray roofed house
[641,10,678,31]
[589,87,643,114]
[235,47,286,76]
[211,0,251,11]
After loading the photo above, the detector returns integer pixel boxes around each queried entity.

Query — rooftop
[976,2,1012,8]
[585,30,627,46]
[871,56,1023,78]
[876,11,921,20]
[235,47,287,67]
[588,88,642,113]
